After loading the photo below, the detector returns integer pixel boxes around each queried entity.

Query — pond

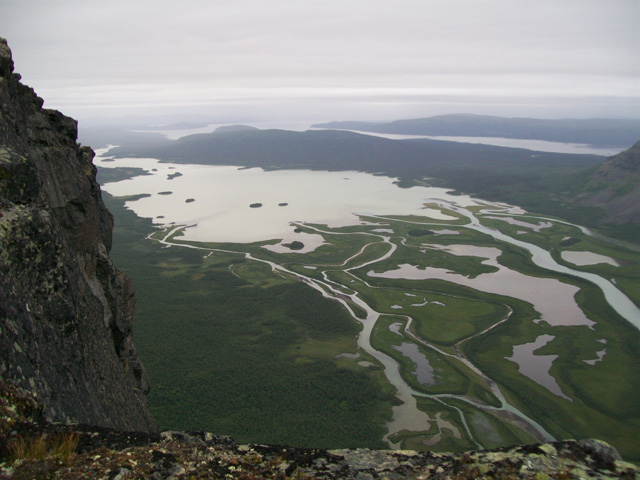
[561,251,620,267]
[506,335,572,401]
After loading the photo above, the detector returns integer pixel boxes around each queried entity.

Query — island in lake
[283,241,304,250]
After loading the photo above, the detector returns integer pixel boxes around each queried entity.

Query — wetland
[96,147,640,461]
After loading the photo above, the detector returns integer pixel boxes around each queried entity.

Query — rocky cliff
[0,38,156,432]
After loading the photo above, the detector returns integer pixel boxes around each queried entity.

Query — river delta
[96,147,640,460]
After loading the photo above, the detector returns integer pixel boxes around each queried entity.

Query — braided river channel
[96,147,640,449]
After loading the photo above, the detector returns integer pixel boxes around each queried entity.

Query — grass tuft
[8,432,79,466]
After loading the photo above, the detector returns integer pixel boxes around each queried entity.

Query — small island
[185,198,195,203]
[122,193,151,202]
[408,229,434,237]
[158,191,173,195]
[283,241,304,250]
[279,203,289,207]
[250,203,263,208]
[167,172,183,180]
[560,237,580,247]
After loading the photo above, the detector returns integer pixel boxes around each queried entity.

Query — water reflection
[368,244,594,328]
[391,342,436,386]
[506,335,572,401]
[96,151,478,245]
[561,251,620,267]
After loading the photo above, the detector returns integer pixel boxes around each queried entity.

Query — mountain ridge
[312,114,640,147]
[570,140,640,225]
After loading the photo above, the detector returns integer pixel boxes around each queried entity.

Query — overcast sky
[1,0,639,124]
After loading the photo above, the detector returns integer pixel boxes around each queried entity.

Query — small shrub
[8,434,48,461]
[8,432,79,466]
[52,432,79,465]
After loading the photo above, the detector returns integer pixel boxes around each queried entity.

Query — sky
[1,0,639,125]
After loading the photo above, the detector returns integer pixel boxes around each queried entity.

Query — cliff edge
[1,380,638,479]
[0,38,156,432]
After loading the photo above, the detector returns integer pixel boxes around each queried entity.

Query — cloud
[1,0,638,120]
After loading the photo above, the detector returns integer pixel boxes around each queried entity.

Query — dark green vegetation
[102,192,395,449]
[92,118,640,460]
[102,153,640,460]
[308,213,639,459]
[313,114,640,147]
[283,240,304,250]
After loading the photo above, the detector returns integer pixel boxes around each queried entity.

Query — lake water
[97,147,639,331]
[392,342,436,386]
[484,216,553,232]
[368,244,594,328]
[136,123,623,156]
[313,130,622,156]
[561,251,620,267]
[506,335,572,401]
[96,150,480,245]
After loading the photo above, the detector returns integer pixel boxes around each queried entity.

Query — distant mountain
[213,124,259,134]
[313,114,640,147]
[108,124,638,240]
[111,128,620,232]
[113,128,603,187]
[571,140,640,225]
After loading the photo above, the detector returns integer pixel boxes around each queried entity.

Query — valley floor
[103,185,640,461]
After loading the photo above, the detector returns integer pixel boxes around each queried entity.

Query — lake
[96,149,480,245]
[96,147,639,330]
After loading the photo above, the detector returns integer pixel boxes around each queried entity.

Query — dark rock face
[0,38,156,432]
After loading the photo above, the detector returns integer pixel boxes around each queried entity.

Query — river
[96,148,639,449]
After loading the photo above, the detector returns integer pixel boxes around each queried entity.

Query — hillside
[313,114,640,147]
[111,127,604,194]
[570,140,640,225]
